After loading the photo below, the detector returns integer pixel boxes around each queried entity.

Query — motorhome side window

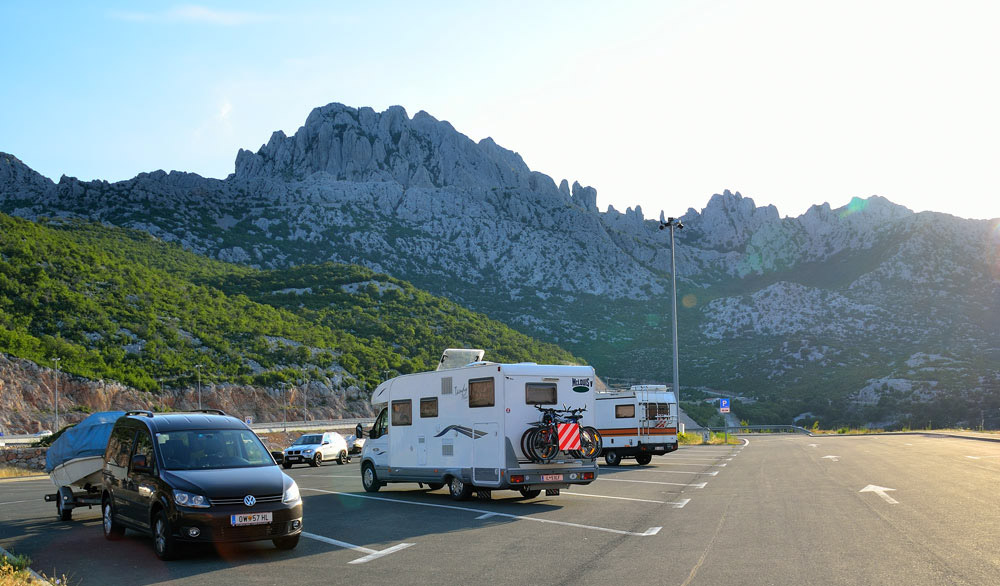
[615,404,636,418]
[525,382,557,405]
[420,397,438,418]
[646,403,671,418]
[391,400,412,426]
[469,377,495,408]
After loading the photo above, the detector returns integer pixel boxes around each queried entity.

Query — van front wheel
[362,462,381,493]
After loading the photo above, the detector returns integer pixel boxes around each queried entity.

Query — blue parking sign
[719,398,730,413]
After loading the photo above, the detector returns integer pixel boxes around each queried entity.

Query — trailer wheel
[604,450,621,466]
[362,462,381,493]
[518,488,541,499]
[635,454,653,466]
[56,486,73,521]
[448,476,472,501]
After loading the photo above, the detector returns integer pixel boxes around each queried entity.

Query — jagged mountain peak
[233,102,550,195]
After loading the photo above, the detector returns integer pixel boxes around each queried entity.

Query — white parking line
[301,488,661,537]
[302,531,414,564]
[563,491,691,507]
[608,469,718,476]
[301,474,358,479]
[598,478,706,488]
[0,500,36,506]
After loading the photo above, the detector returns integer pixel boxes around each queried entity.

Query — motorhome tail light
[510,475,525,483]
[581,472,595,480]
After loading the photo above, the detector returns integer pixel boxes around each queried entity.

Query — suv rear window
[156,429,272,470]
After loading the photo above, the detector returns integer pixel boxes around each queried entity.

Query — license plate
[542,474,563,482]
[287,456,300,461]
[231,512,272,526]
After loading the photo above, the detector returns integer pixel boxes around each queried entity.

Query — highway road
[2,433,998,585]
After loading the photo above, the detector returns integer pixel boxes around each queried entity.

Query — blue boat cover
[45,411,126,473]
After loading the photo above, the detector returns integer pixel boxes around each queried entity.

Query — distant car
[35,430,53,436]
[282,432,349,468]
[345,434,365,454]
[101,410,302,560]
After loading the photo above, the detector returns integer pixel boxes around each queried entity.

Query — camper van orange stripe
[598,428,677,436]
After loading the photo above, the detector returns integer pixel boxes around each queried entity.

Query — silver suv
[282,432,349,468]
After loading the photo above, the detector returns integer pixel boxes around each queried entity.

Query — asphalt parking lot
[3,435,999,585]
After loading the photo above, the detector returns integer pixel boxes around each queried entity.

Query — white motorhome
[360,349,599,500]
[595,384,678,466]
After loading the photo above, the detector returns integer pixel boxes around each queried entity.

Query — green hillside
[0,214,581,392]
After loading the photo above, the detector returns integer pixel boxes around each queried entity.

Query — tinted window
[526,383,557,405]
[615,404,636,418]
[156,429,273,470]
[391,400,412,426]
[469,378,495,408]
[420,397,438,418]
[107,425,136,467]
[131,430,156,474]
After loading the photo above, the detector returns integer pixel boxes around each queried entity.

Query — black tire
[520,428,537,462]
[604,450,621,466]
[362,462,381,493]
[152,509,177,561]
[426,483,444,491]
[102,497,125,540]
[273,534,300,550]
[283,462,293,469]
[311,453,323,467]
[581,427,603,459]
[519,488,541,499]
[57,487,72,521]
[448,476,472,501]
[635,454,653,466]
[337,451,347,465]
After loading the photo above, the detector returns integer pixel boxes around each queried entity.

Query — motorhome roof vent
[437,348,485,371]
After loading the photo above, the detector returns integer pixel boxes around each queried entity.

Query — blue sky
[2,1,998,220]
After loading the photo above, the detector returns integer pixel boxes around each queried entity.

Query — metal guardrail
[249,418,375,434]
[705,425,812,435]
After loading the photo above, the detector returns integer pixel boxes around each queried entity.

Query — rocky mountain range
[2,102,998,427]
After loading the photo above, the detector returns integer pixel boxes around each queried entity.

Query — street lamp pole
[659,217,684,408]
[281,383,287,432]
[194,364,204,410]
[52,357,61,431]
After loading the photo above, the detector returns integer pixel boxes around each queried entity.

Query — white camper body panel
[363,361,599,493]
[595,385,679,464]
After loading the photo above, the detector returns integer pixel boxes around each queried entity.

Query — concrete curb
[0,475,48,484]
[0,544,52,585]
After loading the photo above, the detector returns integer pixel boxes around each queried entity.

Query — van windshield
[156,429,274,470]
[293,434,323,445]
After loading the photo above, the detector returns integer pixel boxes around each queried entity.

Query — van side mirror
[322,440,330,445]
[131,454,151,474]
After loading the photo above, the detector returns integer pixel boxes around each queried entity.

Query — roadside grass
[0,553,36,586]
[0,467,39,479]
[679,432,742,445]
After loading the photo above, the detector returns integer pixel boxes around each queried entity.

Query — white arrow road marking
[808,444,818,448]
[821,455,840,462]
[859,485,898,504]
[302,488,660,536]
[302,531,414,564]
[965,455,1000,460]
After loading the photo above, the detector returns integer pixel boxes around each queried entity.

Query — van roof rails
[191,409,227,416]
[126,410,154,418]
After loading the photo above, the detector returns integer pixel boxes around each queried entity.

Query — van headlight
[282,480,300,504]
[173,490,210,508]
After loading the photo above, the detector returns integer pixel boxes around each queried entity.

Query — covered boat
[45,411,124,519]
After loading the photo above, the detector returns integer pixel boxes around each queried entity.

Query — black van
[101,410,303,560]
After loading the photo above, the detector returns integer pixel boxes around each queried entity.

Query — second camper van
[360,349,600,500]
[595,384,678,465]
